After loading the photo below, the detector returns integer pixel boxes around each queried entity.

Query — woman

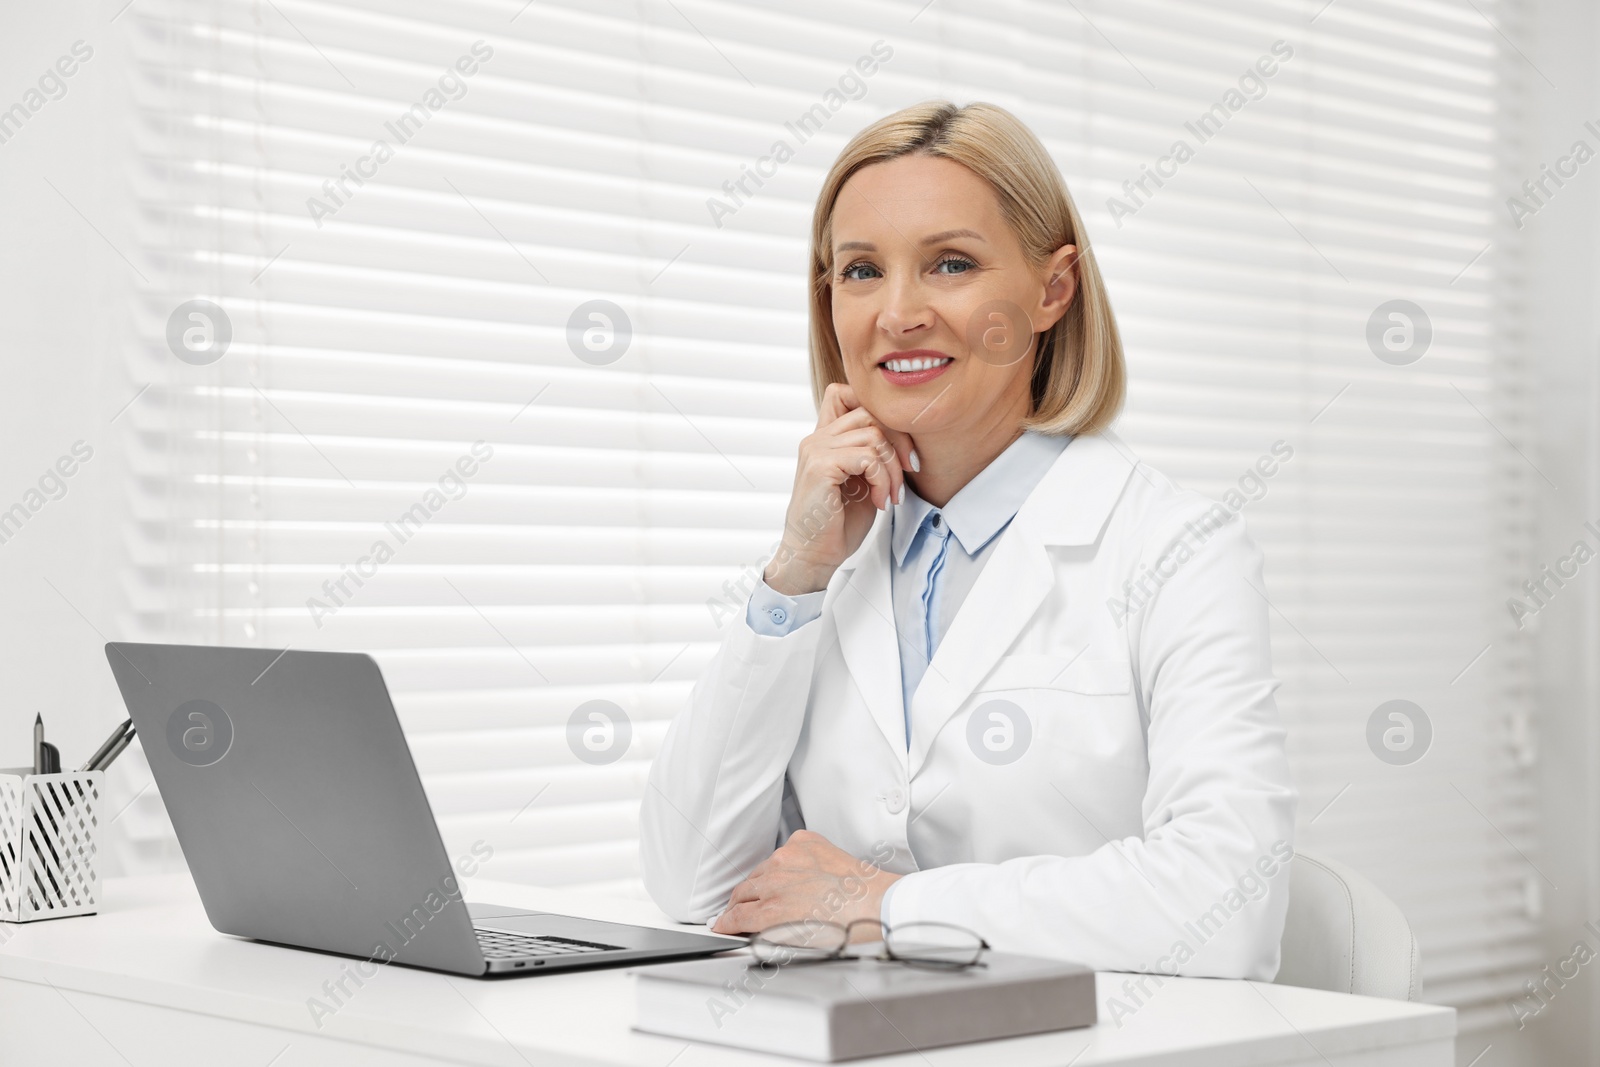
[640,101,1296,980]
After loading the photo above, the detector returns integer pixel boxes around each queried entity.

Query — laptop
[103,642,740,976]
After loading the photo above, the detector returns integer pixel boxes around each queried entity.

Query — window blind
[123,0,1533,1030]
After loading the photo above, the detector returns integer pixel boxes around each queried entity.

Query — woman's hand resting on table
[711,830,901,943]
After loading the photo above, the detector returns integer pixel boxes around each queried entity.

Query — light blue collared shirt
[747,430,1071,748]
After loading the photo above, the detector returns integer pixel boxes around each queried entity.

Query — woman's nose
[877,277,932,336]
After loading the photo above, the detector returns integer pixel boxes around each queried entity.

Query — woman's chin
[853,392,954,436]
[875,406,944,437]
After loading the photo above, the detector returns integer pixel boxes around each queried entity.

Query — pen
[80,718,133,772]
[91,726,136,773]
[33,712,44,775]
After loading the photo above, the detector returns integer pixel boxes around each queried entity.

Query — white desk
[0,874,1455,1066]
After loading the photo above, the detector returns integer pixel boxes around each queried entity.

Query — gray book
[633,952,1096,1061]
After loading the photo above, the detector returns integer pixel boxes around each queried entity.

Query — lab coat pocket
[981,651,1131,695]
[973,650,1145,773]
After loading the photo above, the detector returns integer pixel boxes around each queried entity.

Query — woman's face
[827,153,1078,438]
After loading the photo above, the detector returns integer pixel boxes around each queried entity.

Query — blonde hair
[808,100,1124,435]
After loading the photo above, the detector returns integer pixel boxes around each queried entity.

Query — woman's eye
[839,261,881,282]
[933,255,975,276]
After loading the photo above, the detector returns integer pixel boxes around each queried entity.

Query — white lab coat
[640,433,1297,980]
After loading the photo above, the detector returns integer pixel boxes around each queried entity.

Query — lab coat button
[885,788,906,814]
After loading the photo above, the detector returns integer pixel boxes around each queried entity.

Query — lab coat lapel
[906,525,1053,778]
[831,509,910,766]
[906,433,1139,778]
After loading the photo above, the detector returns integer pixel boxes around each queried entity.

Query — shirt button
[931,514,942,529]
[769,607,787,625]
[885,788,906,814]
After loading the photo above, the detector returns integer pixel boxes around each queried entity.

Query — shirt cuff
[880,876,905,926]
[745,578,824,636]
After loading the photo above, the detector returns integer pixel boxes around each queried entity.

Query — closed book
[633,951,1096,1061]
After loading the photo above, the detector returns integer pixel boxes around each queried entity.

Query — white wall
[1480,0,1600,1064]
[0,7,137,843]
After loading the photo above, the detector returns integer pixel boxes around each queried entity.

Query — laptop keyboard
[474,927,625,960]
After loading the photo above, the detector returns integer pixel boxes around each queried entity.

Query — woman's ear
[1036,243,1080,331]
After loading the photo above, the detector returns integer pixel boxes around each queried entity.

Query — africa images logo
[167,699,234,767]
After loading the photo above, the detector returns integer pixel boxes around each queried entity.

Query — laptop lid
[104,642,486,976]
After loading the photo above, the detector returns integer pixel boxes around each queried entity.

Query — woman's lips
[877,355,953,386]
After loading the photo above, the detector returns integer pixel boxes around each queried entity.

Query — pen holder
[0,768,103,922]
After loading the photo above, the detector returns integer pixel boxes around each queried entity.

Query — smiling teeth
[883,357,952,373]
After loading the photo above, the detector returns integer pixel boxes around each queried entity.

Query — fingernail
[909,449,921,472]
[897,484,905,505]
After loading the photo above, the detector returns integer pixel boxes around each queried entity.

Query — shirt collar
[891,430,1072,564]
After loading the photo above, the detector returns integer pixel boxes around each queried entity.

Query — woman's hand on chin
[710,829,901,942]
[764,383,915,597]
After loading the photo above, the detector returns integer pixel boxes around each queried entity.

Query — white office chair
[1275,851,1422,1001]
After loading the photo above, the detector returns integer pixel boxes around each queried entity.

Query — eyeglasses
[749,919,989,971]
